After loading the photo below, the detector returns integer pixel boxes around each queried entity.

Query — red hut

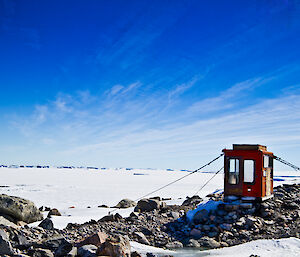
[223,144,274,201]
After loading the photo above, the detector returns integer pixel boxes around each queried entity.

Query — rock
[13,233,30,250]
[165,241,183,248]
[77,231,108,247]
[97,234,131,257]
[99,214,115,222]
[219,223,232,231]
[40,237,69,251]
[235,217,246,228]
[0,194,43,223]
[48,209,61,217]
[54,239,73,257]
[283,201,299,210]
[193,209,209,224]
[245,217,257,228]
[129,212,140,219]
[67,247,77,257]
[168,211,180,220]
[146,253,155,257]
[186,238,200,247]
[114,213,123,221]
[182,195,202,206]
[0,216,18,228]
[190,228,202,239]
[134,199,161,212]
[208,231,218,238]
[97,205,109,208]
[198,236,220,248]
[39,218,54,230]
[131,251,142,257]
[28,248,54,257]
[78,244,97,257]
[113,199,136,209]
[0,229,15,255]
[133,232,150,245]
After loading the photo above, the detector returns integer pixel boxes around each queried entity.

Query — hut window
[244,160,255,183]
[228,158,239,184]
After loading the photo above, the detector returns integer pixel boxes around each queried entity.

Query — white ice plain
[1,166,300,256]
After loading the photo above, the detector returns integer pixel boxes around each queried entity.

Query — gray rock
[99,214,115,222]
[198,236,220,248]
[134,232,150,245]
[67,247,77,257]
[39,237,68,251]
[245,216,257,228]
[165,241,183,248]
[28,248,54,257]
[114,199,136,209]
[77,244,97,257]
[134,199,161,212]
[190,228,202,239]
[208,231,218,238]
[0,229,15,255]
[47,209,61,217]
[203,224,210,231]
[186,238,200,247]
[39,218,54,230]
[168,211,180,220]
[54,239,73,257]
[0,216,17,228]
[0,194,43,223]
[182,195,203,206]
[219,223,232,231]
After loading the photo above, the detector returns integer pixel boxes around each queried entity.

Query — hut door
[226,158,243,195]
[263,155,272,197]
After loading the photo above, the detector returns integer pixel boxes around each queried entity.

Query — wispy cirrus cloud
[7,69,300,169]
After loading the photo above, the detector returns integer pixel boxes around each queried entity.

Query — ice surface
[1,166,300,256]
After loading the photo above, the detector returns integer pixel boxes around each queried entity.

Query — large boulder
[0,194,43,223]
[113,199,136,209]
[134,198,161,212]
[97,234,130,257]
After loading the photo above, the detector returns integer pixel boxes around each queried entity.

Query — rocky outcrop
[0,184,299,256]
[0,194,43,223]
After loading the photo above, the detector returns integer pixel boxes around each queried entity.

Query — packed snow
[1,166,300,256]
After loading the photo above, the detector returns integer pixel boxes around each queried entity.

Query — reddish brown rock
[76,231,108,247]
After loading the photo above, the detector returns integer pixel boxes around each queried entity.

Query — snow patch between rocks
[203,237,300,257]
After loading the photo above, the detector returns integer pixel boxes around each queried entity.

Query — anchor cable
[193,166,224,196]
[108,153,224,214]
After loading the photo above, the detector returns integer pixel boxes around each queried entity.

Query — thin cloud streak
[9,72,300,169]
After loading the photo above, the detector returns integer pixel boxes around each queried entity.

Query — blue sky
[0,0,300,169]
